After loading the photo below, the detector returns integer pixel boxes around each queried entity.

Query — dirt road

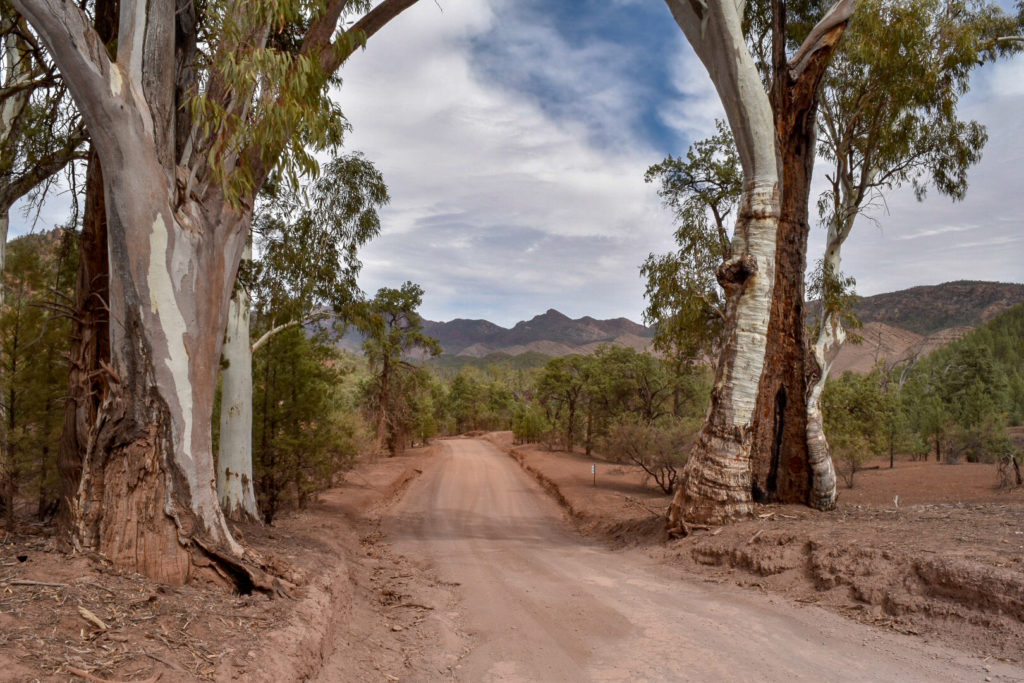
[378,439,1021,681]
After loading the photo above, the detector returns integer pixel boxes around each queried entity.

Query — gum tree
[804,0,1023,483]
[663,0,856,531]
[9,0,420,585]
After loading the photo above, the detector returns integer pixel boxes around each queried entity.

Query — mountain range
[335,280,1024,370]
[421,309,653,358]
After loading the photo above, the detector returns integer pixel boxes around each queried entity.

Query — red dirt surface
[486,432,1024,666]
[0,446,443,682]
[3,435,1022,680]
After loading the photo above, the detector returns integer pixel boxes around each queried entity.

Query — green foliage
[529,346,706,474]
[355,282,441,455]
[444,368,517,434]
[253,325,360,524]
[243,150,389,521]
[600,416,697,494]
[512,403,551,445]
[807,258,862,341]
[641,120,739,364]
[823,370,887,487]
[535,355,591,452]
[0,229,77,519]
[901,304,1024,463]
[816,0,1022,234]
[187,0,372,202]
[427,351,552,375]
[251,152,388,324]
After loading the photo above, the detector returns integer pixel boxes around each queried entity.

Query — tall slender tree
[356,282,441,456]
[218,153,387,521]
[804,0,1023,483]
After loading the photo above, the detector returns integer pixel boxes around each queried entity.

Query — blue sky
[10,0,1024,328]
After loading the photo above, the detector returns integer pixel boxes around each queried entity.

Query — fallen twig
[623,496,667,519]
[6,579,68,588]
[141,651,186,672]
[65,665,159,683]
[747,529,764,544]
[78,605,109,630]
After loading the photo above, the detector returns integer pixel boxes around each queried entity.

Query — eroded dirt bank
[0,446,442,681]
[489,432,1024,667]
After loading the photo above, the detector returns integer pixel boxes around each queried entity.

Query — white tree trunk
[218,239,259,522]
[12,0,247,583]
[663,0,780,526]
[806,232,844,509]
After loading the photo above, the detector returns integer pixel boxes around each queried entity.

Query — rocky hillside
[850,281,1024,335]
[827,281,1024,374]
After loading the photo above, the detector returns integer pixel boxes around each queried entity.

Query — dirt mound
[675,501,1024,662]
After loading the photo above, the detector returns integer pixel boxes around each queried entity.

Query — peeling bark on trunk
[665,0,855,529]
[664,0,780,528]
[57,150,110,536]
[15,0,419,584]
[217,240,259,522]
[15,0,246,584]
[749,1,852,512]
[804,228,845,509]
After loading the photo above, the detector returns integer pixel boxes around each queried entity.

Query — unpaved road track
[381,439,1022,681]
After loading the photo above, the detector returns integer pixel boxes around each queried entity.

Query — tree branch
[8,0,130,150]
[788,0,857,80]
[322,0,422,75]
[1,123,88,206]
[250,310,333,354]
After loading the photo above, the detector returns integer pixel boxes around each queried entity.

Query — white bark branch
[788,0,857,80]
[9,0,138,153]
[250,310,333,354]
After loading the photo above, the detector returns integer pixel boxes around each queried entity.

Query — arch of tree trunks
[16,0,1018,585]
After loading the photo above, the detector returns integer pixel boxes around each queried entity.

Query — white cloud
[336,0,679,325]
[892,224,980,241]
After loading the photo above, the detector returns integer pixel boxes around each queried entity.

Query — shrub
[600,417,697,494]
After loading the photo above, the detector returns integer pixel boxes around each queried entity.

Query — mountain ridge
[334,280,1024,366]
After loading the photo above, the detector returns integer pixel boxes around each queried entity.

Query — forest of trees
[1,0,1021,588]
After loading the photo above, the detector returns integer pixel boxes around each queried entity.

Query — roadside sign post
[592,464,596,487]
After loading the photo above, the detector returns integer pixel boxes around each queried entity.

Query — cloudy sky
[10,0,1024,328]
[330,0,1024,327]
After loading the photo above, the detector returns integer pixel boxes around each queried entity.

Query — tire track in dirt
[378,438,1024,681]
